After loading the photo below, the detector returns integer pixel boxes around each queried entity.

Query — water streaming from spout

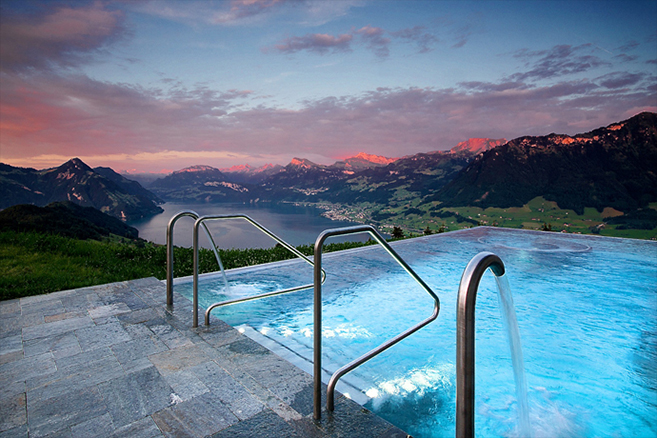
[199,225,229,291]
[495,274,531,437]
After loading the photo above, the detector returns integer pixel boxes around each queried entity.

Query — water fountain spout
[456,252,526,438]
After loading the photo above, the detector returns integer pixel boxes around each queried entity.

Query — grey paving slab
[0,392,26,433]
[60,293,102,313]
[163,369,209,402]
[0,352,56,385]
[189,361,265,420]
[53,346,114,373]
[111,336,168,374]
[0,380,25,402]
[151,391,238,438]
[0,424,28,438]
[75,321,132,352]
[87,303,131,320]
[210,408,304,438]
[23,332,80,359]
[70,412,113,438]
[147,322,194,350]
[27,351,123,402]
[98,366,174,427]
[116,307,160,325]
[0,316,21,337]
[0,299,20,316]
[27,385,108,438]
[122,321,157,339]
[0,334,22,357]
[0,350,22,366]
[44,310,87,324]
[22,316,94,341]
[148,345,209,376]
[21,299,65,318]
[110,417,163,438]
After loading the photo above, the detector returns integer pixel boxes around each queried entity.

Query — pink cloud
[355,26,390,58]
[0,2,126,72]
[2,67,654,173]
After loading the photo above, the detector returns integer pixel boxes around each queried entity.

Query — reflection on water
[128,202,366,249]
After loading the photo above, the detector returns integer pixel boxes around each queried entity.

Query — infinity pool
[176,227,657,437]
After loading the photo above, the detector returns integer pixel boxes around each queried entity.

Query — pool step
[235,324,372,406]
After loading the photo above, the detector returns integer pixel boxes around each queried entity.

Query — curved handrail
[196,214,326,328]
[313,225,440,420]
[166,210,226,306]
[456,252,506,438]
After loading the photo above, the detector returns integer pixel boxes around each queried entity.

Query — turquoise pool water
[176,227,657,437]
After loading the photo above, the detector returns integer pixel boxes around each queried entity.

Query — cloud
[390,26,438,53]
[270,33,353,54]
[0,2,126,72]
[2,66,654,172]
[597,72,646,89]
[128,0,363,27]
[355,26,390,58]
[510,44,611,82]
[210,0,292,24]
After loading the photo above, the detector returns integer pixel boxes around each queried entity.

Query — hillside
[435,112,657,214]
[0,158,163,221]
[148,165,260,202]
[0,201,140,240]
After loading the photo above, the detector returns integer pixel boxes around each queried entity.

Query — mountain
[93,166,163,204]
[435,112,657,214]
[332,152,399,171]
[448,138,507,155]
[146,139,506,203]
[0,201,140,240]
[149,164,257,202]
[0,158,163,221]
[320,152,472,205]
[221,163,284,183]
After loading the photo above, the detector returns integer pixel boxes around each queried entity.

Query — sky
[1,0,656,174]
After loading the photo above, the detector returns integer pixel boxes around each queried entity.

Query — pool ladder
[166,211,325,328]
[312,225,440,420]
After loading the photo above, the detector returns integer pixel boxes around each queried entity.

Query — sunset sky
[1,0,656,174]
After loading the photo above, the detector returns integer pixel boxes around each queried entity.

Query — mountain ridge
[0,158,163,221]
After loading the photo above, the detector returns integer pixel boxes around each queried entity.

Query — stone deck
[0,278,409,438]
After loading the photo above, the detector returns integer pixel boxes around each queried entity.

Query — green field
[313,197,657,240]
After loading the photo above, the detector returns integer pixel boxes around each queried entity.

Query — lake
[128,202,368,249]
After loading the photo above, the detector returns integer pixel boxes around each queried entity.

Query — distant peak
[349,152,398,165]
[220,164,253,173]
[290,157,319,168]
[174,165,220,174]
[59,158,92,172]
[449,138,507,154]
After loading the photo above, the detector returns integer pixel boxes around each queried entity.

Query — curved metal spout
[456,252,505,438]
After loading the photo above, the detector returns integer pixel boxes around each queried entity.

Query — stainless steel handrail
[313,225,440,421]
[456,252,506,438]
[196,214,326,328]
[166,210,226,307]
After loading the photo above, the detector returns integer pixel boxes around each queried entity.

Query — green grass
[312,197,657,240]
[0,230,374,301]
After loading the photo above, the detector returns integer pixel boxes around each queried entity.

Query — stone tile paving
[0,278,410,438]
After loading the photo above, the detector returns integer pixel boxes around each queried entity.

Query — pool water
[176,227,657,438]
